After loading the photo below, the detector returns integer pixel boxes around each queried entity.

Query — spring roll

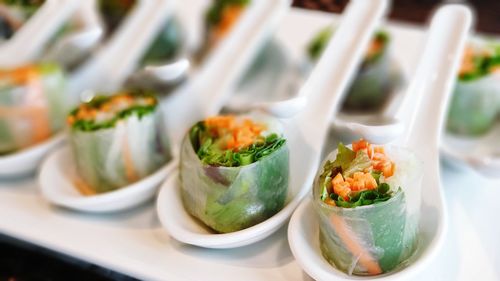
[180,114,289,233]
[308,28,395,112]
[447,41,500,136]
[67,91,169,194]
[0,63,65,154]
[313,139,422,275]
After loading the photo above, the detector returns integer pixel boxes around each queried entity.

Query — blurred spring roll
[313,139,422,275]
[180,114,288,233]
[308,28,396,112]
[0,63,65,154]
[195,0,250,61]
[67,91,169,194]
[447,41,500,136]
[0,0,44,41]
[98,0,182,65]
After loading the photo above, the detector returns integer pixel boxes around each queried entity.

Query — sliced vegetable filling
[308,27,389,66]
[189,115,286,167]
[320,139,397,208]
[205,0,250,46]
[67,91,157,132]
[458,43,500,81]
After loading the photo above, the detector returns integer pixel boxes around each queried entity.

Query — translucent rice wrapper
[447,73,500,136]
[69,109,169,193]
[179,116,289,233]
[313,146,422,276]
[342,47,395,112]
[0,63,66,154]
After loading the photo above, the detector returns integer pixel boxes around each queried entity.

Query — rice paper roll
[67,92,169,194]
[447,41,500,136]
[195,0,250,61]
[180,114,289,233]
[308,28,396,112]
[313,139,422,275]
[0,63,65,154]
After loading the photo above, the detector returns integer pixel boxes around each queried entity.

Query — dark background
[1,1,499,281]
[293,0,500,34]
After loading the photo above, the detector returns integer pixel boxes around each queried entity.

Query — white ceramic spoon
[0,0,79,67]
[229,95,308,119]
[332,59,409,143]
[42,0,104,68]
[39,0,289,212]
[67,0,176,102]
[156,0,389,248]
[0,134,64,178]
[333,113,404,143]
[288,4,471,280]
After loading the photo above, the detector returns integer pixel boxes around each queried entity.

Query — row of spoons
[29,0,473,280]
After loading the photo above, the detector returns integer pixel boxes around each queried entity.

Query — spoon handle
[0,0,79,67]
[395,5,472,155]
[68,0,174,102]
[294,0,389,151]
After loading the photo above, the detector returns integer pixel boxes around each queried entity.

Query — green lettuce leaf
[190,122,286,167]
[342,150,371,178]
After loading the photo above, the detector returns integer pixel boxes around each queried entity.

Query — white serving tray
[0,2,499,281]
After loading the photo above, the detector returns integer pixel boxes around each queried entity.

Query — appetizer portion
[205,0,249,48]
[308,28,397,112]
[0,0,44,41]
[98,0,181,65]
[180,114,288,233]
[447,41,500,136]
[195,0,249,60]
[313,139,421,275]
[67,91,169,194]
[0,63,65,154]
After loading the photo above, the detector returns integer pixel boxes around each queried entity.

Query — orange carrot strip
[329,213,383,275]
[122,134,138,182]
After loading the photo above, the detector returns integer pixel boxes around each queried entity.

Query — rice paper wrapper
[69,110,169,193]
[342,48,397,112]
[179,129,289,233]
[313,146,422,275]
[0,64,66,154]
[447,74,500,136]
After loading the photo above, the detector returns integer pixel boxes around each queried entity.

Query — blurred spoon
[334,113,403,143]
[229,95,308,118]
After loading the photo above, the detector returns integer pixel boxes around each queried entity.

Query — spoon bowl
[0,134,64,178]
[39,145,177,213]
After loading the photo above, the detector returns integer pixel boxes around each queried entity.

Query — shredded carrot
[209,5,245,46]
[122,134,139,182]
[329,213,383,275]
[204,115,267,151]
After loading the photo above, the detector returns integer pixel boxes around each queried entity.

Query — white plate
[38,145,177,213]
[0,3,499,281]
[0,134,64,178]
